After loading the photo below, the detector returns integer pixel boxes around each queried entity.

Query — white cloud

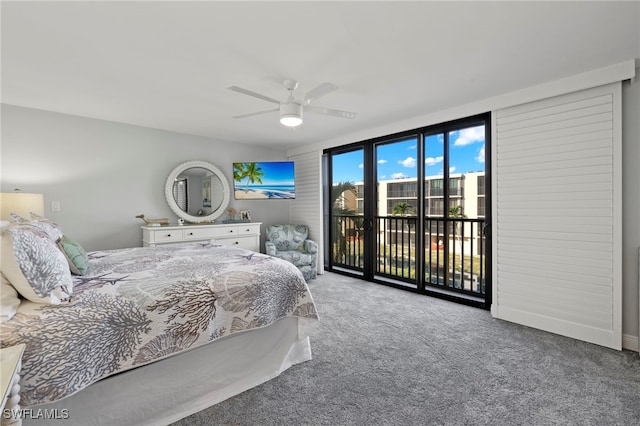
[391,172,408,179]
[378,159,387,164]
[453,126,484,146]
[398,157,416,168]
[425,156,444,166]
[476,145,485,164]
[408,144,417,150]
[358,163,364,169]
[449,166,456,173]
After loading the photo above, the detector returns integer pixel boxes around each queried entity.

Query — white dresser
[141,222,261,252]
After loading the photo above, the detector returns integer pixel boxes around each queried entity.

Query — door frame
[324,112,492,309]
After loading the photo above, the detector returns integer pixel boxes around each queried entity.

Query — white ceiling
[2,1,639,151]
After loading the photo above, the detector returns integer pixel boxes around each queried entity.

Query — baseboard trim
[622,333,639,352]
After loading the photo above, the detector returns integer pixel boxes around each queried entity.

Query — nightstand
[1,344,25,426]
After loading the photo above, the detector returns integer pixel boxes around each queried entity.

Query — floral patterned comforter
[0,242,318,406]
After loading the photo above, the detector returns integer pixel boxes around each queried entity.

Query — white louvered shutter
[493,82,622,349]
[289,150,324,275]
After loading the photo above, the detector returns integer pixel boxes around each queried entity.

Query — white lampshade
[0,192,45,221]
[280,103,303,127]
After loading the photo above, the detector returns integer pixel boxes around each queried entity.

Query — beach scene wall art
[233,161,295,199]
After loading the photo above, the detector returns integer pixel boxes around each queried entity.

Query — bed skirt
[23,317,313,425]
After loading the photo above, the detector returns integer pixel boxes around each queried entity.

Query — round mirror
[165,160,231,223]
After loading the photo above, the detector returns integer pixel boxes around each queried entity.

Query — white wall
[0,104,291,251]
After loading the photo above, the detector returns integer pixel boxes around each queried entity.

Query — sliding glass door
[423,124,489,303]
[325,113,491,308]
[375,136,420,288]
[328,148,366,274]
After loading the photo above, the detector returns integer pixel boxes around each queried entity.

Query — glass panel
[331,150,364,270]
[445,125,486,294]
[375,138,418,285]
[424,133,445,287]
[448,125,485,220]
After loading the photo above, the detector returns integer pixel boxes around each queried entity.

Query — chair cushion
[267,225,309,251]
[276,250,314,267]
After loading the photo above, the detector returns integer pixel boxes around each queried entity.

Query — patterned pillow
[1,223,73,304]
[57,236,89,275]
[29,212,64,242]
[8,212,27,223]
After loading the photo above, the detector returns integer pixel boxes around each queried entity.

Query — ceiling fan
[227,79,357,127]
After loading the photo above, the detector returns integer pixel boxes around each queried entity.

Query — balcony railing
[332,214,486,297]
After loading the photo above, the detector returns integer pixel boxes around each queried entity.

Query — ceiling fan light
[280,115,303,127]
[280,103,303,127]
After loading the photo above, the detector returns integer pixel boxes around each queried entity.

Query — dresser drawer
[238,224,261,235]
[218,236,257,250]
[208,226,241,238]
[183,227,218,240]
[150,229,184,243]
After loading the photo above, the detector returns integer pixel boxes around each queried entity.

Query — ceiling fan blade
[306,105,357,119]
[232,108,279,119]
[227,86,281,105]
[303,82,338,104]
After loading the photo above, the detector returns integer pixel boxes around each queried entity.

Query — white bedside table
[1,344,25,426]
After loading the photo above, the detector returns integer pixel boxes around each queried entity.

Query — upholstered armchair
[265,224,317,281]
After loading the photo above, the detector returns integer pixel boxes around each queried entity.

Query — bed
[0,218,318,425]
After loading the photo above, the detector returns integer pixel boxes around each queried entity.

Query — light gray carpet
[173,272,640,425]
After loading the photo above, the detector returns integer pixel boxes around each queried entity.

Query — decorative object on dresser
[265,224,318,281]
[135,214,169,226]
[142,222,261,251]
[226,207,237,221]
[1,344,25,426]
[165,160,231,224]
[221,207,250,224]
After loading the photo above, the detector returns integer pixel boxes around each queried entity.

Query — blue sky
[332,125,485,183]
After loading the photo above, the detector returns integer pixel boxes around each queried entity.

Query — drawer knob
[234,241,239,244]
[229,230,234,233]
[166,234,171,237]
[188,232,194,236]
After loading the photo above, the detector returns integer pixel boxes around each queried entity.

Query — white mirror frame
[165,160,231,223]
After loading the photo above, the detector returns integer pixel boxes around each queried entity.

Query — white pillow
[1,223,73,304]
[0,274,21,322]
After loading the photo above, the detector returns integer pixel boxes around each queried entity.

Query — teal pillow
[57,236,89,275]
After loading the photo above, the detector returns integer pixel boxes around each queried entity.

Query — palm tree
[331,181,357,263]
[448,204,467,237]
[448,205,467,272]
[331,181,357,214]
[391,201,415,216]
[233,163,247,183]
[448,204,465,218]
[238,162,265,193]
[391,202,416,250]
